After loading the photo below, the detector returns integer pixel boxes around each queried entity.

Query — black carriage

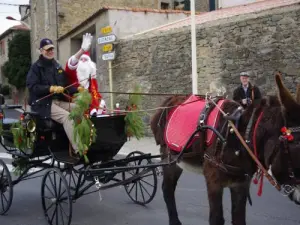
[0,98,160,225]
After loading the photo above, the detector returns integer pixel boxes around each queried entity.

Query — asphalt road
[0,109,300,225]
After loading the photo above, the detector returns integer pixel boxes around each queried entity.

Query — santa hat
[83,51,90,56]
[80,51,91,61]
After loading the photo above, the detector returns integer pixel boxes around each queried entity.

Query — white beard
[76,60,94,89]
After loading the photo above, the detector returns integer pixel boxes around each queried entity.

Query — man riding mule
[151,73,300,225]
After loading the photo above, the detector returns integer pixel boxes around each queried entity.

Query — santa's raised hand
[81,33,93,51]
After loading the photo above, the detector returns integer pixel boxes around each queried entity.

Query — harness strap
[244,108,257,143]
[280,136,296,183]
[252,110,264,196]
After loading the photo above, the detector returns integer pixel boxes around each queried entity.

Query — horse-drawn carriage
[0,96,160,225]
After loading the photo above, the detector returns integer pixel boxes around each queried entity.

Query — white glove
[242,99,247,105]
[81,33,93,51]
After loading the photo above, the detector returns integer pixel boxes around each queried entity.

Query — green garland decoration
[69,90,97,163]
[11,122,28,151]
[10,121,33,175]
[124,84,145,140]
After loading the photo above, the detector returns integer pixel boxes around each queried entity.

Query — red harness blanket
[164,95,225,152]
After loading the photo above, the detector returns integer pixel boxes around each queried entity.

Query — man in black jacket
[26,38,88,153]
[233,72,262,108]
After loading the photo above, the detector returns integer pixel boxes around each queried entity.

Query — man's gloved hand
[77,86,85,93]
[81,33,93,51]
[50,85,64,94]
[242,99,247,105]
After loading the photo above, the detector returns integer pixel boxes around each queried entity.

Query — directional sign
[98,34,116,44]
[101,26,112,34]
[102,51,116,61]
[102,44,113,52]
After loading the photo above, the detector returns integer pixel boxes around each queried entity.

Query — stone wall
[106,3,300,136]
[195,0,209,11]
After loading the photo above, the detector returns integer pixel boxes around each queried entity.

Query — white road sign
[98,34,116,44]
[102,52,116,61]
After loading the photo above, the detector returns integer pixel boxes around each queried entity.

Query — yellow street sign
[101,26,112,34]
[102,44,113,52]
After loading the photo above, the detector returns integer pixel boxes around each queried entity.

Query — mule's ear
[296,84,300,104]
[275,73,300,112]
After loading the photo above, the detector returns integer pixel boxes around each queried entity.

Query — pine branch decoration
[69,90,97,163]
[124,84,145,140]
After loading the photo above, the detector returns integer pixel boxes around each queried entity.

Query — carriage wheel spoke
[135,181,138,201]
[59,203,68,217]
[139,173,154,179]
[56,205,59,225]
[0,169,4,180]
[139,178,154,187]
[58,177,62,199]
[45,202,55,212]
[58,204,65,225]
[71,173,77,187]
[43,196,53,200]
[50,206,57,224]
[139,181,151,197]
[127,182,136,195]
[53,172,58,197]
[45,183,55,197]
[2,192,8,205]
[1,193,5,211]
[48,175,57,197]
[138,181,146,202]
[59,189,66,199]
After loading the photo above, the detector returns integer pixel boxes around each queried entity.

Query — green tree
[1,31,31,89]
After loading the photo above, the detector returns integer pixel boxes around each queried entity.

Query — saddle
[164,95,225,153]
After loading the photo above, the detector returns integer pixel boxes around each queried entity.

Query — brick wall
[102,3,300,136]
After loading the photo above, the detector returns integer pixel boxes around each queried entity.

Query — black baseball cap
[40,38,55,50]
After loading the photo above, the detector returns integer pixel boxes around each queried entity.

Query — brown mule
[151,73,300,225]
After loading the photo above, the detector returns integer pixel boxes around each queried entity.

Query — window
[161,2,170,9]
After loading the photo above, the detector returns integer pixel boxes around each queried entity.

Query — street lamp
[6,16,31,30]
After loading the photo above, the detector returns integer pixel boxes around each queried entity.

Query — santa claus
[64,33,106,115]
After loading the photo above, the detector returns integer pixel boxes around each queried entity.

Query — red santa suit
[64,51,106,115]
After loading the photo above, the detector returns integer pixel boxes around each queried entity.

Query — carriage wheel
[0,159,13,215]
[62,166,85,197]
[122,151,157,205]
[41,168,72,225]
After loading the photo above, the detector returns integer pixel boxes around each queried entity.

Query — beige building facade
[29,0,210,62]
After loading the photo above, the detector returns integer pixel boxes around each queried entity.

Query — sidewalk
[118,137,160,156]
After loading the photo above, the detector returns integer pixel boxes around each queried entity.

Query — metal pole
[190,0,198,94]
[108,60,113,108]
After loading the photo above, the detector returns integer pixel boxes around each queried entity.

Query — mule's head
[265,73,300,204]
